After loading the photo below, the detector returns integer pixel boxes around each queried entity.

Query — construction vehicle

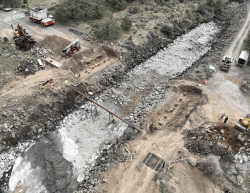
[29,8,55,26]
[11,23,29,40]
[62,39,81,57]
[220,56,234,72]
[235,113,250,142]
[148,123,162,132]
[11,23,36,51]
[237,51,249,68]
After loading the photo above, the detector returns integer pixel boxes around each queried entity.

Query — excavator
[235,113,250,142]
[11,23,30,40]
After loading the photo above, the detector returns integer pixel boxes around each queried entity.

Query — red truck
[29,8,55,26]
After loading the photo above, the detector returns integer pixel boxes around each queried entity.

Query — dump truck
[62,39,81,57]
[29,8,55,26]
[235,113,250,142]
[220,56,234,72]
[237,51,249,67]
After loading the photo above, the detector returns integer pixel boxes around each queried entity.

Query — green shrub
[214,0,222,14]
[94,16,122,40]
[207,0,214,7]
[106,0,127,10]
[55,1,103,22]
[3,0,21,8]
[121,16,132,31]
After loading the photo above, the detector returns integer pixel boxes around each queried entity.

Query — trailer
[237,51,249,67]
[29,8,55,26]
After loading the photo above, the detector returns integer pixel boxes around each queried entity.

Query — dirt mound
[102,45,119,58]
[38,35,72,55]
[212,124,243,153]
[179,85,202,94]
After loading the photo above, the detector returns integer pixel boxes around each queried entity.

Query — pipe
[76,90,142,132]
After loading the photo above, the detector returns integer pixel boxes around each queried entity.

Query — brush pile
[15,36,37,52]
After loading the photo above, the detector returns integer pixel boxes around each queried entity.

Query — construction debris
[15,36,37,52]
[16,47,54,77]
[16,59,43,77]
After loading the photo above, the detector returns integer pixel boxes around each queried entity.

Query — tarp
[239,51,249,61]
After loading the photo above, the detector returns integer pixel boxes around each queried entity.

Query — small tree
[94,16,122,40]
[215,0,222,14]
[55,5,70,22]
[106,0,127,10]
[121,16,132,31]
[207,0,214,7]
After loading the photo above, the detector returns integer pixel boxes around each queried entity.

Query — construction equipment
[11,23,36,51]
[11,23,29,39]
[220,56,234,72]
[149,123,162,131]
[235,113,250,142]
[62,39,81,57]
[29,8,55,26]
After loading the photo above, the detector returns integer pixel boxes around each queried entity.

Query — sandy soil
[97,81,237,193]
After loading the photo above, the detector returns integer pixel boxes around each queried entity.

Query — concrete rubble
[16,47,53,77]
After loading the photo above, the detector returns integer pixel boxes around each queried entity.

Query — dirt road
[204,1,250,116]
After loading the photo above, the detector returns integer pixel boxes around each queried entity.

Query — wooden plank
[45,57,62,68]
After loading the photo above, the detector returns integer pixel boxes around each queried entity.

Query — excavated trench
[1,22,221,193]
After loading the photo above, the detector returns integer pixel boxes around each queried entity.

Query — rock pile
[31,47,54,59]
[79,138,133,192]
[68,27,84,35]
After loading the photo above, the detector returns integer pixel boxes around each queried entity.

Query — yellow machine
[11,23,29,39]
[235,113,250,142]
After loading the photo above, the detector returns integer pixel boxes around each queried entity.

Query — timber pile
[15,36,37,52]
[83,35,113,45]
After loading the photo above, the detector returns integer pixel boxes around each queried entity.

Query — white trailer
[29,8,55,26]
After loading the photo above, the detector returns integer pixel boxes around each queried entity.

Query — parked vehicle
[220,56,234,72]
[62,39,81,57]
[237,50,249,67]
[3,8,12,12]
[29,8,55,26]
[206,65,216,77]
